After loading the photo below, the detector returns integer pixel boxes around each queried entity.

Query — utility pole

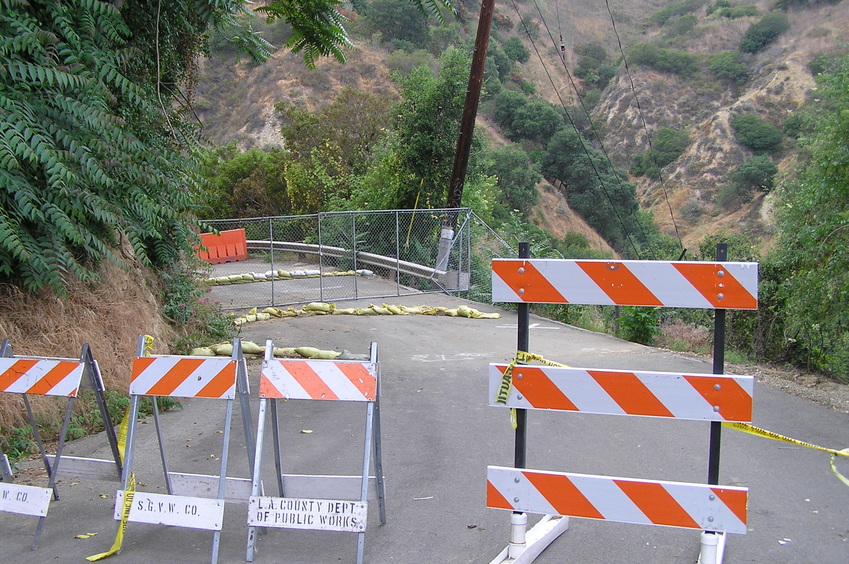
[446,0,495,219]
[437,0,494,269]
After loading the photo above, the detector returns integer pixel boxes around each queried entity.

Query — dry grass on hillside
[0,262,175,434]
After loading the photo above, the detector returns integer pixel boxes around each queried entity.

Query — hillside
[194,0,849,253]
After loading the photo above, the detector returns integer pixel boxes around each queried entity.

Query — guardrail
[246,240,445,281]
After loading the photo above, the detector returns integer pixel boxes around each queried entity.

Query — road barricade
[487,250,758,564]
[0,340,122,549]
[197,228,249,264]
[113,336,254,564]
[246,340,386,564]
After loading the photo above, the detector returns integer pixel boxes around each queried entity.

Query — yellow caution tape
[723,422,849,487]
[88,337,152,561]
[723,422,849,457]
[86,406,135,561]
[495,359,517,404]
[496,351,569,405]
[831,449,849,487]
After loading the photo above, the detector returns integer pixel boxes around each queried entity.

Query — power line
[532,0,657,251]
[511,0,644,257]
[602,0,685,255]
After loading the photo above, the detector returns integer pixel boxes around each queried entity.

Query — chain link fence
[199,209,515,310]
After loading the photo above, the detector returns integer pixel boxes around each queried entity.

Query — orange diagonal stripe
[710,487,748,526]
[684,375,753,422]
[0,359,38,391]
[281,362,338,400]
[337,363,376,400]
[259,374,284,399]
[131,356,156,383]
[513,366,578,411]
[577,261,663,306]
[588,370,674,417]
[486,480,515,510]
[524,472,604,519]
[614,480,700,529]
[196,362,237,398]
[25,361,80,396]
[492,260,567,303]
[145,358,205,396]
[672,263,757,310]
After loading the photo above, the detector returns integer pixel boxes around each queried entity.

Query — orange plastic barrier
[197,228,248,264]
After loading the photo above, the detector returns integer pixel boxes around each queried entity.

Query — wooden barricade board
[489,364,754,422]
[246,341,385,564]
[492,259,758,309]
[486,466,748,534]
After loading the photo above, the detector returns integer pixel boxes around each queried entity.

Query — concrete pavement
[2,291,848,563]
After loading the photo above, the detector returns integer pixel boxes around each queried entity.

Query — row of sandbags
[231,302,501,326]
[190,340,360,360]
[207,269,373,286]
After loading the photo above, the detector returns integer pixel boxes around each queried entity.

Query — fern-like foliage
[0,0,252,294]
[2,0,424,294]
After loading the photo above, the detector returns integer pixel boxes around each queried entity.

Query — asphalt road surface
[2,291,848,563]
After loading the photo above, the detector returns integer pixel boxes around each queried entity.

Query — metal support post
[700,243,728,564]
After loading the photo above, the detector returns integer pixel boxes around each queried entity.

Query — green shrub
[631,127,690,178]
[649,0,706,26]
[731,155,778,192]
[712,4,758,18]
[629,43,699,76]
[617,307,661,345]
[503,36,530,64]
[739,13,789,53]
[708,51,750,85]
[716,182,753,210]
[730,114,783,152]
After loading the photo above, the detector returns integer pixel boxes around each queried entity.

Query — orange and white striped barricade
[115,336,255,564]
[487,248,758,564]
[0,339,122,549]
[246,340,386,564]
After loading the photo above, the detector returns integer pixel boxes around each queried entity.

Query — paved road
[2,291,848,563]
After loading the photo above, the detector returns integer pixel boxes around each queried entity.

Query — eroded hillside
[194,0,849,253]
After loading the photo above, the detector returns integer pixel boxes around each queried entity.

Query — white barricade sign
[116,491,224,530]
[0,483,52,517]
[248,496,368,533]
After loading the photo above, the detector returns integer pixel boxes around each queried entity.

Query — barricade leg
[490,514,570,564]
[699,531,727,564]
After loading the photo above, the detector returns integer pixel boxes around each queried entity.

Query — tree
[393,48,473,209]
[732,155,778,192]
[0,0,454,294]
[769,54,849,378]
[259,0,455,67]
[503,37,530,64]
[362,0,431,49]
[541,128,642,252]
[197,144,291,218]
[0,0,257,293]
[631,127,689,179]
[708,51,751,85]
[485,146,541,219]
